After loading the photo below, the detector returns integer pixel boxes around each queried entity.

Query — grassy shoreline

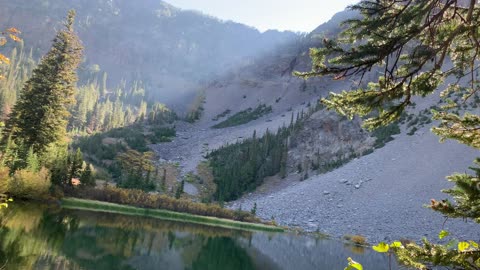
[61,198,284,233]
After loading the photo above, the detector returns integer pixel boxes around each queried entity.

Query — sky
[166,0,359,33]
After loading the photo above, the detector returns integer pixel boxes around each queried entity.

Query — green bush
[8,167,51,200]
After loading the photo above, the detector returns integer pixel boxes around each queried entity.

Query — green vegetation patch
[371,122,401,148]
[208,127,289,201]
[62,198,283,233]
[74,124,176,188]
[76,124,175,163]
[212,109,231,121]
[212,104,272,129]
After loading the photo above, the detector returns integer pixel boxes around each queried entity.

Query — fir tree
[50,148,69,187]
[250,202,257,215]
[80,163,95,187]
[208,126,291,201]
[4,10,83,153]
[175,180,184,199]
[25,147,39,172]
[68,148,83,184]
[161,168,167,191]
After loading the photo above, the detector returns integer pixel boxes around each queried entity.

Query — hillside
[0,0,298,107]
[199,10,359,124]
[151,9,372,197]
[153,7,480,244]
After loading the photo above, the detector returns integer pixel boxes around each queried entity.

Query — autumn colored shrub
[0,166,9,194]
[68,186,260,223]
[344,234,368,246]
[8,167,51,199]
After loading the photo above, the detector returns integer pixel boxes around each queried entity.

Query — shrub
[68,186,260,223]
[8,167,51,200]
[344,234,367,245]
[0,166,10,194]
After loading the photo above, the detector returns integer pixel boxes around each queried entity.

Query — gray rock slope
[231,127,480,243]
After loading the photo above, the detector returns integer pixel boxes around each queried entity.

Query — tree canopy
[296,0,480,268]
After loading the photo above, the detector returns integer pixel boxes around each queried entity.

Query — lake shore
[61,197,284,233]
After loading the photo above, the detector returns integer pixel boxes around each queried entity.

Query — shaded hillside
[199,10,359,126]
[0,0,298,106]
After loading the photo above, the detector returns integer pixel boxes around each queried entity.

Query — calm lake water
[0,203,399,270]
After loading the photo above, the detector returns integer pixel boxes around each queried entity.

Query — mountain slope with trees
[0,0,298,107]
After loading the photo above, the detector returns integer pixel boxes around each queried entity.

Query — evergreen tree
[296,1,480,268]
[250,202,257,215]
[50,148,69,187]
[208,126,292,201]
[25,147,39,172]
[68,148,83,183]
[175,180,184,199]
[117,150,155,191]
[80,163,95,187]
[161,168,167,191]
[4,10,83,153]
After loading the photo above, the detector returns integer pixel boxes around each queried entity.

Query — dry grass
[343,234,368,246]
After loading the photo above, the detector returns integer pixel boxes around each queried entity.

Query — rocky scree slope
[230,124,480,243]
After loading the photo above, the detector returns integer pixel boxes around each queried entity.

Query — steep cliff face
[0,0,298,106]
[287,111,374,177]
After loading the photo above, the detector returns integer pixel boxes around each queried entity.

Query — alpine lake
[0,202,399,270]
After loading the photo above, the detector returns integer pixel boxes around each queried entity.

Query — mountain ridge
[0,0,299,107]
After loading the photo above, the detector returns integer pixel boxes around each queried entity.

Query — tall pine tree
[4,10,82,153]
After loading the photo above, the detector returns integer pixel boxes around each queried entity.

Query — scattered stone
[323,191,330,195]
[355,184,361,189]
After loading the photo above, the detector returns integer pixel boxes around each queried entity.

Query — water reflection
[0,203,398,270]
